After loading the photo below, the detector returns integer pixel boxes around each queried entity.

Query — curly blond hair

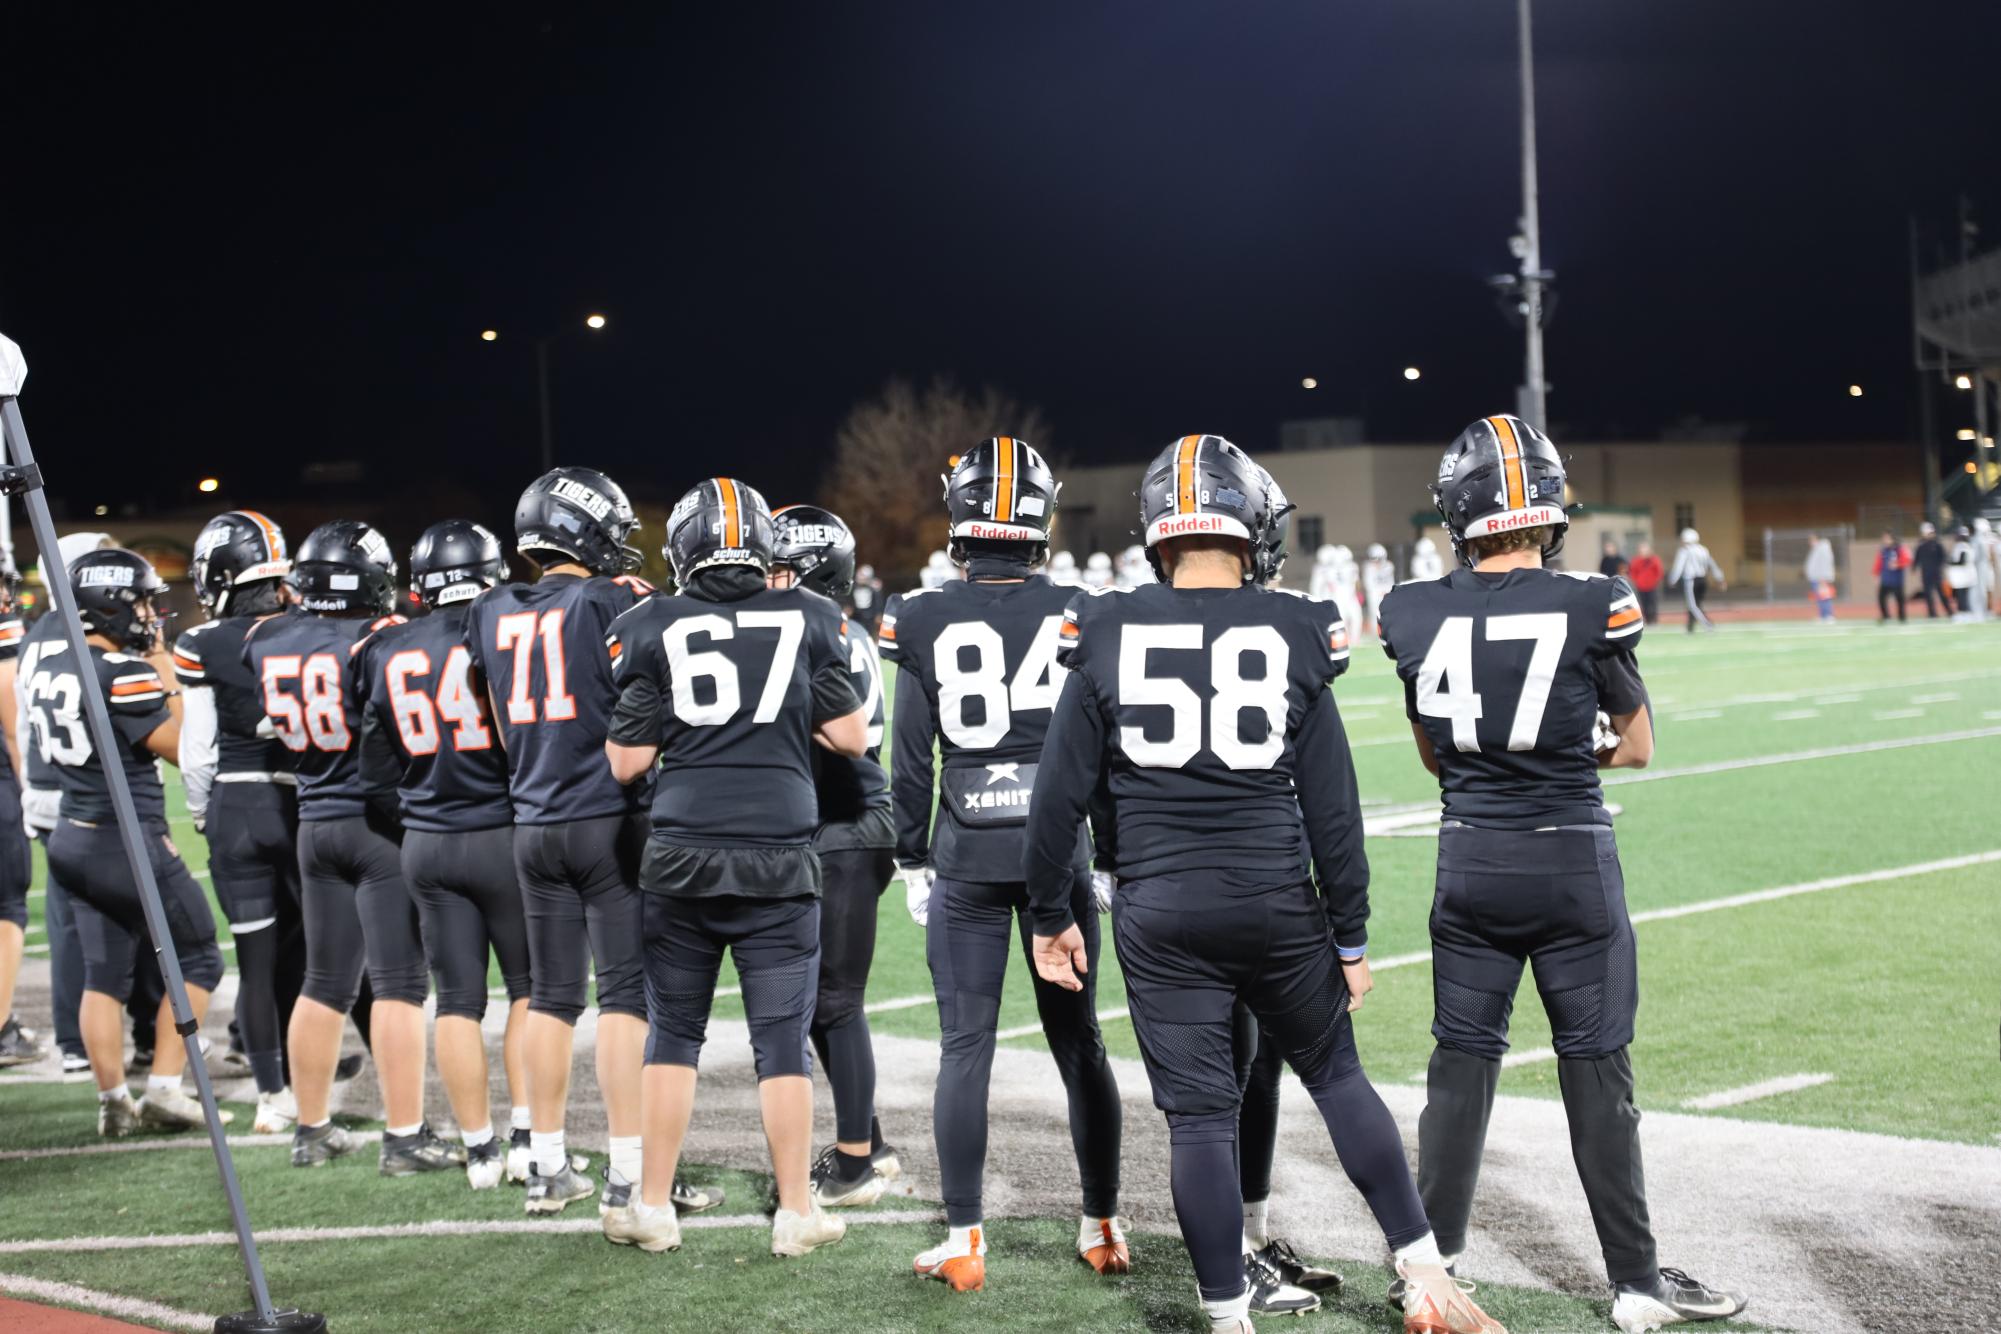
[1466,525,1554,562]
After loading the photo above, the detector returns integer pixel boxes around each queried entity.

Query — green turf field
[2,616,1995,1333]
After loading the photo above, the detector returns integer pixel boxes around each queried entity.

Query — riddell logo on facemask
[1154,515,1227,537]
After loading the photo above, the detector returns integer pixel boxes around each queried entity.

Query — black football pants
[46,820,225,999]
[513,814,648,1024]
[1420,823,1657,1285]
[404,825,532,1020]
[926,873,1122,1227]
[298,815,427,1009]
[206,782,305,1094]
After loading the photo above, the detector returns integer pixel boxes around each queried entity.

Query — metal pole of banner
[0,334,324,1334]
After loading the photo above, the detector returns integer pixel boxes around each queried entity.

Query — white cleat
[137,1086,230,1131]
[465,1140,507,1190]
[253,1089,298,1135]
[771,1205,846,1257]
[1611,1268,1747,1333]
[605,1200,682,1253]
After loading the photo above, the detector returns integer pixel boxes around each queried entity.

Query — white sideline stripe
[1501,1046,1557,1068]
[1682,1072,1834,1111]
[0,1209,947,1256]
[997,1006,1128,1043]
[0,1132,382,1163]
[863,994,934,1016]
[1601,726,2001,788]
[0,1272,210,1331]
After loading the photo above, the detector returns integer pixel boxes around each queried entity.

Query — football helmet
[411,520,508,609]
[289,520,399,616]
[191,510,290,614]
[664,477,776,582]
[515,467,642,576]
[1432,414,1569,564]
[770,504,857,599]
[943,437,1059,561]
[70,549,169,653]
[1252,464,1296,586]
[1138,433,1271,581]
[1366,542,1387,560]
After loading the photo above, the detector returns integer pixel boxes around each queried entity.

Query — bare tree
[822,377,1051,586]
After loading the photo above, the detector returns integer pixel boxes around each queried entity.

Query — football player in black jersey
[175,511,305,1133]
[27,550,227,1136]
[1027,436,1504,1334]
[1380,417,1744,1334]
[883,438,1126,1292]
[603,478,867,1258]
[246,521,457,1175]
[0,566,37,1067]
[768,504,902,1208]
[353,521,531,1191]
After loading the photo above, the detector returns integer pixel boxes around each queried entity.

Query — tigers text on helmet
[1431,414,1570,565]
[411,519,508,609]
[664,477,776,582]
[942,437,1059,562]
[191,510,290,614]
[69,549,169,653]
[1252,463,1296,586]
[770,504,857,599]
[514,466,643,576]
[288,520,399,616]
[1138,433,1272,582]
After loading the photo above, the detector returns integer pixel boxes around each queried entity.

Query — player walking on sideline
[27,550,226,1134]
[246,522,455,1174]
[769,505,902,1206]
[885,438,1126,1293]
[1381,415,1745,1334]
[602,478,867,1258]
[353,521,532,1190]
[1026,435,1502,1334]
[1668,528,1723,632]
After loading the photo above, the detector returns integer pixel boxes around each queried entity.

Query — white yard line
[862,994,934,1016]
[0,1132,382,1164]
[1501,1046,1557,1069]
[0,1272,211,1332]
[1871,708,1923,720]
[1601,726,2001,787]
[1666,709,1723,721]
[1682,1073,1834,1111]
[1812,694,1863,706]
[1771,709,1820,721]
[997,1006,1127,1043]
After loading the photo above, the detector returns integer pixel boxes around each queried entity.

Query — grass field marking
[1871,708,1923,720]
[1681,1072,1834,1111]
[1601,725,2001,787]
[1500,1047,1557,1069]
[1908,692,1960,704]
[862,994,934,1016]
[0,1272,211,1332]
[1812,694,1863,706]
[0,1131,382,1164]
[1771,709,1820,721]
[997,1007,1128,1043]
[1665,709,1722,720]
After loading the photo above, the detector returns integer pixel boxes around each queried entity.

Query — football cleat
[62,1051,93,1076]
[1246,1247,1320,1316]
[0,1016,44,1067]
[1386,1256,1458,1310]
[771,1205,846,1257]
[1397,1259,1506,1334]
[252,1089,298,1135]
[1610,1268,1748,1333]
[465,1139,506,1191]
[379,1124,465,1177]
[809,1144,886,1209]
[333,1053,365,1083]
[505,1127,533,1183]
[126,1045,155,1075]
[97,1094,141,1138]
[1078,1216,1132,1275]
[671,1177,726,1215]
[870,1140,903,1181]
[914,1228,987,1291]
[291,1121,357,1167]
[1254,1238,1343,1294]
[137,1086,224,1131]
[525,1161,596,1214]
[604,1199,682,1253]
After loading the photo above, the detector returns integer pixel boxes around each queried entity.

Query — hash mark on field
[0,1273,210,1332]
[1668,710,1723,721]
[1872,708,1923,720]
[1681,1072,1834,1111]
[1812,694,1863,706]
[1771,709,1820,721]
[1909,692,1960,704]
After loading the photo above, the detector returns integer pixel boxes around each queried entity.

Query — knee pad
[642,964,715,1068]
[1165,1107,1239,1146]
[182,941,227,993]
[301,961,364,1014]
[937,986,1001,1045]
[742,961,814,1080]
[811,978,866,1035]
[591,952,648,1020]
[1429,975,1513,1061]
[529,982,588,1026]
[1266,963,1361,1088]
[367,962,430,1008]
[0,897,25,929]
[433,985,489,1022]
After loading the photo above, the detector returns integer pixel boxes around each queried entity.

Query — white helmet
[1366,543,1387,560]
[1332,544,1353,563]
[1315,544,1338,564]
[1976,518,1994,535]
[1680,528,1699,544]
[1050,549,1077,572]
[1086,551,1112,573]
[1415,536,1436,555]
[38,531,115,589]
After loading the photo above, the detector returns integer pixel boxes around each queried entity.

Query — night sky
[3,2,1995,519]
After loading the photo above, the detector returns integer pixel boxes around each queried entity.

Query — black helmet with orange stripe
[1433,414,1569,565]
[191,510,291,615]
[515,466,643,576]
[942,437,1058,565]
[664,477,777,583]
[1138,433,1273,582]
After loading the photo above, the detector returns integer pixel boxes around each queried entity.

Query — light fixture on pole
[481,314,611,472]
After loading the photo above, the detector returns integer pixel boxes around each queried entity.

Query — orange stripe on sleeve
[1607,607,1642,629]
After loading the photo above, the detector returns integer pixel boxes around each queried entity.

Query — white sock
[1394,1231,1445,1268]
[947,1223,983,1254]
[145,1074,180,1095]
[99,1086,134,1104]
[509,1106,532,1132]
[609,1135,642,1186]
[530,1130,566,1174]
[632,1194,663,1219]
[1202,1288,1252,1324]
[1243,1198,1269,1249]
[386,1122,422,1140]
[461,1124,494,1149]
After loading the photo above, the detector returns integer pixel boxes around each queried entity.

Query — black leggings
[207,782,304,1093]
[810,845,893,1144]
[1878,585,1907,621]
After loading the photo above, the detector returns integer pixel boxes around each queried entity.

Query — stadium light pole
[485,315,609,473]
[1490,0,1554,432]
[0,332,325,1334]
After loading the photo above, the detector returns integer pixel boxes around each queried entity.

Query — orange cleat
[1078,1216,1131,1275]
[1397,1259,1507,1334]
[914,1226,987,1292]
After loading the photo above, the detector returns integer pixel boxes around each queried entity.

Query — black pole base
[214,1310,328,1333]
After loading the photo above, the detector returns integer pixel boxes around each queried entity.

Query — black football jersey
[16,613,66,793]
[0,610,22,784]
[1025,582,1369,947]
[242,609,403,821]
[22,640,172,823]
[174,617,295,776]
[465,573,653,825]
[606,585,857,847]
[1378,567,1647,831]
[881,576,1085,881]
[353,605,512,833]
[811,615,892,848]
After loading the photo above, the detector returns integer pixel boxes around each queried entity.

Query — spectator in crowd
[1873,530,1909,623]
[1912,521,1948,617]
[1628,541,1664,623]
[1598,538,1627,578]
[1976,518,2001,617]
[1946,525,1977,621]
[1669,527,1724,632]
[849,563,885,636]
[1803,533,1837,622]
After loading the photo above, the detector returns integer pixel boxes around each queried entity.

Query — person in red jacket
[1627,542,1665,624]
[1873,531,1910,623]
